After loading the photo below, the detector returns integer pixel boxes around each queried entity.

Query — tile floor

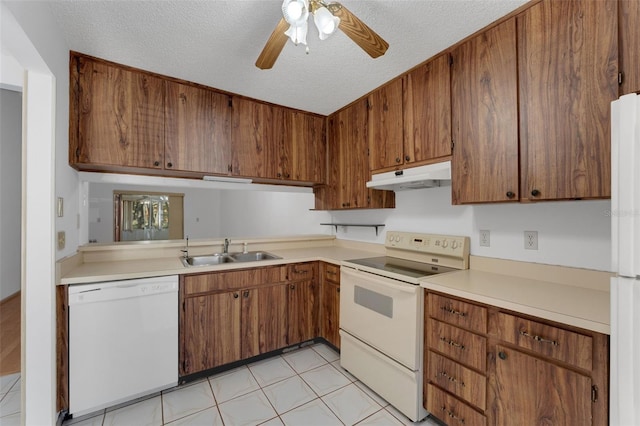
[0,343,443,426]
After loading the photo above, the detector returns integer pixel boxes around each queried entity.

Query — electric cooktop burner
[345,256,457,279]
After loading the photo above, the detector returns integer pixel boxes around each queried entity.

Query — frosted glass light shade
[284,21,308,45]
[282,0,309,26]
[313,6,340,40]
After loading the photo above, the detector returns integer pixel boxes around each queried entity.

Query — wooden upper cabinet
[164,82,231,174]
[451,18,519,204]
[282,111,326,183]
[619,0,640,95]
[73,56,165,169]
[518,0,618,201]
[368,78,404,173]
[231,97,282,179]
[403,53,452,165]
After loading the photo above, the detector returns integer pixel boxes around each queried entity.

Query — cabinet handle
[498,351,507,360]
[167,162,173,168]
[243,291,249,298]
[337,287,340,293]
[519,330,559,346]
[436,370,465,387]
[395,157,401,163]
[441,406,465,424]
[285,173,290,178]
[506,191,515,199]
[233,293,239,299]
[531,189,540,197]
[440,304,466,318]
[405,155,411,162]
[293,269,309,275]
[290,284,295,290]
[153,161,160,167]
[277,173,282,178]
[439,336,465,350]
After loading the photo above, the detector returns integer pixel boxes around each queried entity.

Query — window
[114,191,184,241]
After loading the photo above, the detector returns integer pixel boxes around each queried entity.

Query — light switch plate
[57,197,64,217]
[57,231,65,250]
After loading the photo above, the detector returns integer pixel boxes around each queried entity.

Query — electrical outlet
[524,231,538,250]
[479,230,490,247]
[57,231,66,250]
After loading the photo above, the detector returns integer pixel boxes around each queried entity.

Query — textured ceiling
[44,0,528,115]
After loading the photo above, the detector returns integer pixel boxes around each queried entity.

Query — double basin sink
[181,251,281,267]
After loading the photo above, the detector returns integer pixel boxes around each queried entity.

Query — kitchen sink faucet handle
[223,238,230,254]
[243,242,248,254]
[181,236,189,258]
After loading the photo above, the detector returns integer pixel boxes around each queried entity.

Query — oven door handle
[342,267,418,294]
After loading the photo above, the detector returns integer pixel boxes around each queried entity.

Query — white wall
[330,185,612,272]
[0,88,22,300]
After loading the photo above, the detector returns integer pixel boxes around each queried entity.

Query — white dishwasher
[68,275,178,417]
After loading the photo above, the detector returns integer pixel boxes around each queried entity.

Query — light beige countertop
[420,257,611,335]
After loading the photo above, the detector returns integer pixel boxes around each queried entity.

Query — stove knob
[395,236,401,242]
[451,240,458,250]
[388,235,394,243]
[442,240,448,248]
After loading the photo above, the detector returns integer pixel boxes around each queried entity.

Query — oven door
[340,266,423,370]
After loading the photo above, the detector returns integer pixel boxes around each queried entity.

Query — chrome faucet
[181,236,189,258]
[223,238,230,254]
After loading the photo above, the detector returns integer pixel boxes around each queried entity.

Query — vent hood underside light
[366,160,451,191]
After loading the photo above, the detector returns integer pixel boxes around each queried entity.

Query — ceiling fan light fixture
[284,21,308,45]
[282,0,309,26]
[313,6,340,40]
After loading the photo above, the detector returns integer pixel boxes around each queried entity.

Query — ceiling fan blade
[255,18,290,70]
[330,3,389,58]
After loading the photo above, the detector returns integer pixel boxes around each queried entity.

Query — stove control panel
[385,231,470,261]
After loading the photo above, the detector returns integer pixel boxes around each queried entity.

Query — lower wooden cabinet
[242,284,288,359]
[320,262,341,348]
[424,292,609,426]
[287,279,319,345]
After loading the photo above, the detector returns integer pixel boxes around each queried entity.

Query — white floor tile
[0,391,20,418]
[311,344,340,363]
[356,409,404,426]
[300,363,350,396]
[282,348,327,373]
[249,356,296,387]
[262,376,316,414]
[162,380,215,424]
[280,399,342,426]
[322,383,380,425]
[259,417,284,426]
[0,412,20,426]
[164,407,223,426]
[330,360,357,382]
[218,389,277,426]
[103,395,162,426]
[209,366,260,403]
[0,375,19,396]
[354,381,390,407]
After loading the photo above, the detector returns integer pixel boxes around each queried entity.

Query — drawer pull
[441,304,466,317]
[519,330,559,346]
[293,269,309,274]
[440,336,465,350]
[327,271,337,276]
[436,370,465,387]
[442,406,465,424]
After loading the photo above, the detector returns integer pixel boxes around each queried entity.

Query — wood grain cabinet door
[282,111,326,183]
[231,97,281,179]
[518,0,618,201]
[181,291,241,375]
[321,280,341,348]
[451,18,519,204]
[241,285,288,358]
[164,82,231,174]
[619,0,640,95]
[368,78,404,173]
[334,101,369,208]
[403,54,452,165]
[287,280,319,345]
[493,345,593,426]
[75,57,165,169]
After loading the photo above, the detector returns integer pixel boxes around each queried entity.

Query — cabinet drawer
[287,262,317,281]
[429,293,487,334]
[428,320,486,372]
[427,384,486,426]
[428,351,486,411]
[183,266,286,295]
[493,312,593,371]
[323,263,340,284]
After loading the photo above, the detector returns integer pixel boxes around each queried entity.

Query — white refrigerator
[610,93,640,426]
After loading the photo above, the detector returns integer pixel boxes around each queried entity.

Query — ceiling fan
[255,0,389,70]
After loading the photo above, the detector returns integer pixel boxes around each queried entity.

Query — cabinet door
[493,345,592,426]
[368,78,404,173]
[619,0,640,95]
[287,280,319,345]
[181,291,241,375]
[337,101,369,208]
[231,97,281,179]
[282,111,326,183]
[451,18,519,204]
[321,280,340,348]
[75,57,165,169]
[404,54,452,164]
[241,285,288,358]
[165,82,231,174]
[518,0,617,201]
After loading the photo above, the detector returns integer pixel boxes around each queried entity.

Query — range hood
[366,160,451,191]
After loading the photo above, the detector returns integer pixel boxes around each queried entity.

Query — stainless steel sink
[181,254,236,267]
[181,251,281,267]
[229,251,282,262]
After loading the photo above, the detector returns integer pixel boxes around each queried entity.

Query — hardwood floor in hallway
[0,292,20,376]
